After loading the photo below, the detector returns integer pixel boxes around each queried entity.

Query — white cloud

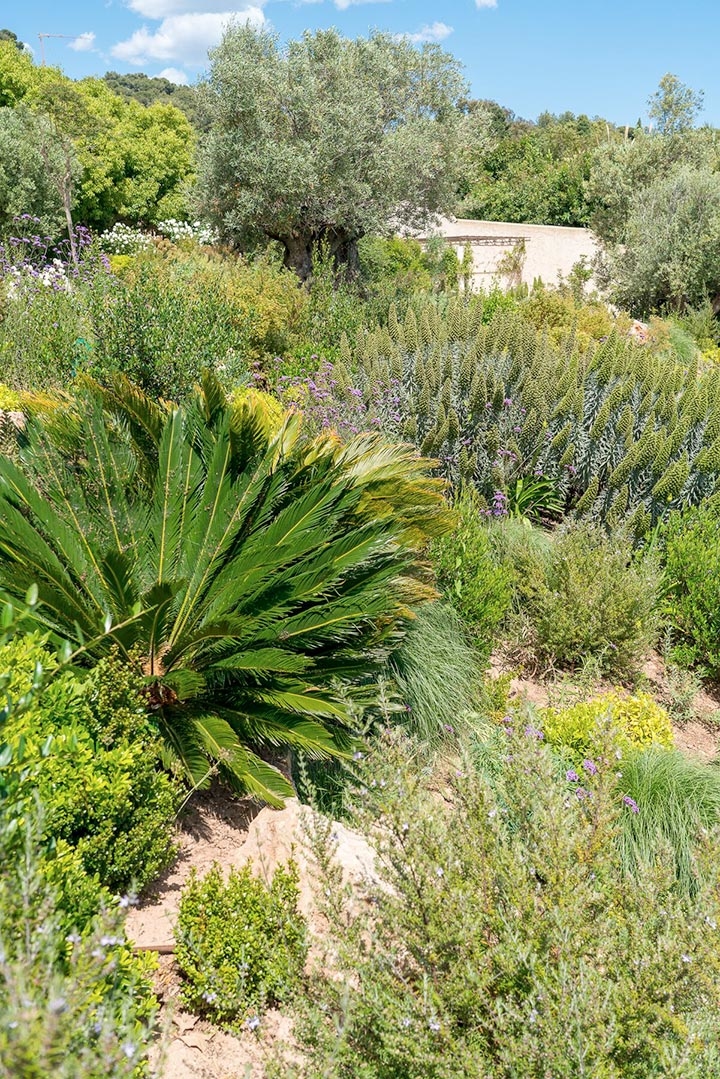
[158,66,190,83]
[285,0,391,8]
[111,7,264,65]
[475,0,498,7]
[332,0,391,9]
[402,21,454,45]
[69,31,97,51]
[127,0,233,17]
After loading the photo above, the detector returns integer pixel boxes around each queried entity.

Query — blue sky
[7,0,719,125]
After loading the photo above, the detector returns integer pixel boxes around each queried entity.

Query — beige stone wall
[416,217,599,291]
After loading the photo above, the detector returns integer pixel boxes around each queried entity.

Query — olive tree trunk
[281,229,361,283]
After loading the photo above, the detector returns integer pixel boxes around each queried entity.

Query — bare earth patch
[126,789,377,1078]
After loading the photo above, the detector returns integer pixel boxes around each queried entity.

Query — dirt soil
[126,787,274,1078]
[127,790,378,1078]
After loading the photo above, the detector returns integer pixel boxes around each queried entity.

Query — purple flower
[566,769,579,783]
[575,787,591,800]
[622,795,639,814]
[524,724,544,740]
[582,759,599,776]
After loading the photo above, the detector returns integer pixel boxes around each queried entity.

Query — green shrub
[430,493,513,657]
[661,503,720,679]
[0,638,180,904]
[274,729,720,1078]
[83,251,251,398]
[389,603,486,748]
[542,690,674,759]
[0,280,83,390]
[0,804,158,1079]
[520,285,616,350]
[521,523,659,675]
[1,244,305,397]
[176,861,307,1027]
[358,235,433,295]
[0,382,20,409]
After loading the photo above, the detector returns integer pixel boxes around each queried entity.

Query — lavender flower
[524,724,544,740]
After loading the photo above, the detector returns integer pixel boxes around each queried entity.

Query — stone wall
[416,217,599,291]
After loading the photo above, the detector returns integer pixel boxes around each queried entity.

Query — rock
[234,799,379,922]
[126,796,378,950]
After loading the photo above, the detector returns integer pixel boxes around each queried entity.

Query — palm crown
[0,376,449,802]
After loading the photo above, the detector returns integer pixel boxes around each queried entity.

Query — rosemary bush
[274,728,720,1078]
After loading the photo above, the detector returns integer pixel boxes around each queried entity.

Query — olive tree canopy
[197,25,470,279]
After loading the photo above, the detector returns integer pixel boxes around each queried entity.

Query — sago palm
[0,375,449,803]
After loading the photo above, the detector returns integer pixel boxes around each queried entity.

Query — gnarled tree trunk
[280,228,361,284]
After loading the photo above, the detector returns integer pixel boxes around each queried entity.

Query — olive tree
[197,26,469,280]
[0,105,74,238]
[648,73,704,136]
[597,166,720,316]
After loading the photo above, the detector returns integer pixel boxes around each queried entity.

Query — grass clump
[618,747,720,892]
[389,603,486,749]
[176,861,307,1028]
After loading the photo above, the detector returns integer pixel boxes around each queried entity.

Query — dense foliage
[1,638,179,903]
[3,31,720,1076]
[0,602,159,1078]
[429,491,513,657]
[275,729,720,1078]
[0,41,194,234]
[324,299,720,533]
[103,71,200,127]
[176,861,307,1027]
[459,110,604,227]
[661,502,720,679]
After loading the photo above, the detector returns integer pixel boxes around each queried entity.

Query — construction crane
[38,33,75,66]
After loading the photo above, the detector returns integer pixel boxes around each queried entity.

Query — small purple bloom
[622,795,639,814]
[582,759,599,776]
[566,769,579,783]
[524,724,544,740]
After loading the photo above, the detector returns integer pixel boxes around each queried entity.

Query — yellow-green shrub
[520,288,615,350]
[542,691,674,758]
[0,382,21,410]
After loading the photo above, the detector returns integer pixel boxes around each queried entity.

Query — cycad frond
[0,378,449,800]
